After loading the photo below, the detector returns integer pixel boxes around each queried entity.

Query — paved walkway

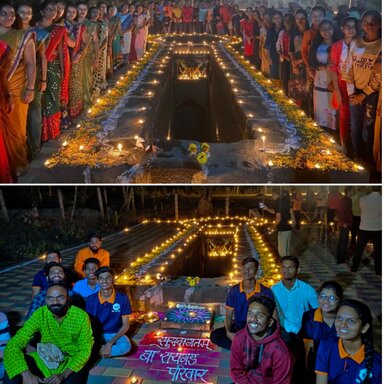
[0,222,381,383]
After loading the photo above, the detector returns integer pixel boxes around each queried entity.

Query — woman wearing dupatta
[0,40,13,183]
[65,5,86,119]
[240,8,255,59]
[108,5,123,70]
[16,4,48,161]
[0,3,36,178]
[38,1,69,141]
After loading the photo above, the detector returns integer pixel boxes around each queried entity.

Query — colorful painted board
[161,304,214,331]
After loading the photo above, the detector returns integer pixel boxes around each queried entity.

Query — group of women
[0,0,151,183]
[239,4,381,169]
[302,281,380,384]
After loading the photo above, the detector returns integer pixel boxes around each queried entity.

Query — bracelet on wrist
[26,88,35,92]
[40,80,47,83]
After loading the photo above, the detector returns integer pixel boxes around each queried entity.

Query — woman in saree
[65,4,86,119]
[89,7,108,98]
[0,40,13,183]
[134,5,149,60]
[38,0,70,141]
[128,11,138,63]
[259,12,271,76]
[54,0,66,25]
[0,3,36,178]
[108,5,123,70]
[16,3,48,161]
[78,2,99,108]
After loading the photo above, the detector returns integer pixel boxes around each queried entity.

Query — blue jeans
[349,91,378,161]
[103,333,131,356]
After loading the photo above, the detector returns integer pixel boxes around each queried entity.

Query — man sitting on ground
[74,233,110,278]
[73,258,100,299]
[31,250,62,299]
[3,283,94,383]
[86,267,131,358]
[210,257,274,350]
[230,295,293,383]
[26,263,84,320]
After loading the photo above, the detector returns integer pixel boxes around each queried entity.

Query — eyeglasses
[335,314,359,326]
[318,293,338,302]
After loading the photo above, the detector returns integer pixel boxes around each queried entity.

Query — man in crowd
[3,283,94,383]
[0,312,10,379]
[272,256,318,334]
[230,295,293,383]
[31,250,62,299]
[351,186,382,276]
[336,186,353,264]
[27,263,84,320]
[73,258,100,299]
[74,232,110,278]
[262,188,292,257]
[272,256,318,384]
[210,257,274,350]
[86,267,131,358]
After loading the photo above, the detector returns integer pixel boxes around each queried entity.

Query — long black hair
[338,299,374,384]
[308,19,339,70]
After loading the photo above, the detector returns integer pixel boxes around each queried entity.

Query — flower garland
[45,40,161,169]
[222,42,362,173]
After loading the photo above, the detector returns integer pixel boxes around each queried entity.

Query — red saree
[42,24,69,141]
[0,40,13,182]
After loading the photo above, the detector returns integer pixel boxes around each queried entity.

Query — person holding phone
[262,188,292,257]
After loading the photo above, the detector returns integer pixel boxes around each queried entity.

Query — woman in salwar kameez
[65,5,86,119]
[108,6,123,70]
[38,1,69,142]
[240,8,255,60]
[134,6,149,60]
[0,3,36,178]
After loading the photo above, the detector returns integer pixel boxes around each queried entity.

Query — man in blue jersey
[210,257,274,350]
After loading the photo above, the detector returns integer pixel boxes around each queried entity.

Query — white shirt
[359,192,382,231]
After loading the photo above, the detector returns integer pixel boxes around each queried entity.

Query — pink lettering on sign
[140,331,216,351]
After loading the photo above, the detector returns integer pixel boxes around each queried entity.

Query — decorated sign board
[161,304,215,331]
[136,330,221,383]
